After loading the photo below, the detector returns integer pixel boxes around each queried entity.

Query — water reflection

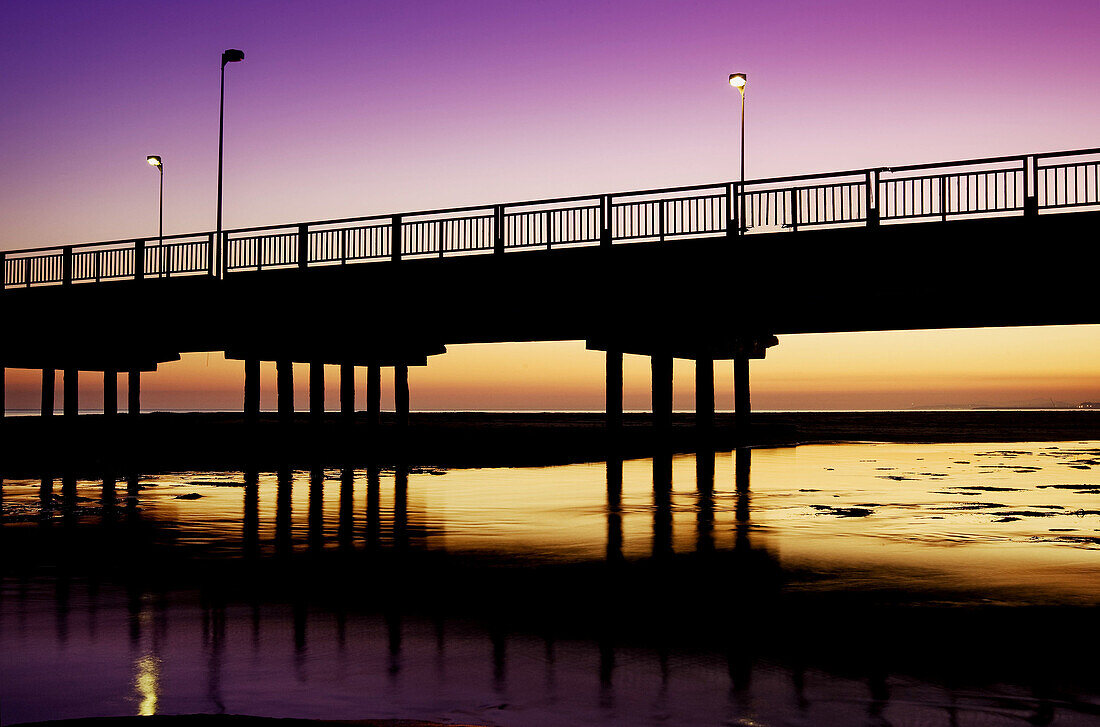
[606,457,623,563]
[2,442,1100,725]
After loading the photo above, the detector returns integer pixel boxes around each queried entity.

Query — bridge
[1,146,1097,435]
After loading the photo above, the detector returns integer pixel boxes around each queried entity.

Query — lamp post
[217,48,245,278]
[728,73,751,435]
[147,155,163,275]
[728,73,746,233]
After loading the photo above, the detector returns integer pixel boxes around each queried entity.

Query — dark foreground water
[2,442,1099,726]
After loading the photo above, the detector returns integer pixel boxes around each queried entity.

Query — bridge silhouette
[1,146,1097,435]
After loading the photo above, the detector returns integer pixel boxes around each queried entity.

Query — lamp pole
[217,49,245,278]
[728,73,747,232]
[147,156,163,274]
[728,73,750,435]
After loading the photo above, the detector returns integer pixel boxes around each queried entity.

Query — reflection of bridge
[1,147,1097,433]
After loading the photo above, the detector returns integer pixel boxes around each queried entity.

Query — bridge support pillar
[309,362,324,425]
[651,354,673,438]
[367,365,381,429]
[244,359,260,424]
[103,370,117,417]
[394,365,409,430]
[606,349,623,437]
[340,363,355,422]
[63,368,78,418]
[128,370,140,416]
[277,359,294,425]
[734,355,751,434]
[42,369,55,416]
[695,357,714,434]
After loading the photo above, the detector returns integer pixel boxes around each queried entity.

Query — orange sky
[4,325,1099,412]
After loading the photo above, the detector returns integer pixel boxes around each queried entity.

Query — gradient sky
[2,0,1099,411]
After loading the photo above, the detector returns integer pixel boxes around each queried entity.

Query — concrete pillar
[695,356,714,432]
[103,370,117,417]
[367,365,381,428]
[42,368,55,416]
[244,359,260,424]
[63,368,78,418]
[340,362,355,422]
[394,364,409,430]
[606,350,622,434]
[277,359,294,424]
[309,362,324,424]
[734,355,750,433]
[651,354,673,436]
[128,370,140,416]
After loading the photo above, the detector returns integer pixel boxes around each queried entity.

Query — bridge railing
[4,146,1098,289]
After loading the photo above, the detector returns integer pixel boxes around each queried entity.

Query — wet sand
[0,410,1097,473]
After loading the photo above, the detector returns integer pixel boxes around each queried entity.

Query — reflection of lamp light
[134,653,161,716]
[217,49,245,277]
[147,156,164,273]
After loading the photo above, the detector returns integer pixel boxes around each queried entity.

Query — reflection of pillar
[366,465,380,550]
[126,472,141,520]
[394,365,409,430]
[101,473,117,518]
[606,349,622,436]
[277,360,294,425]
[606,457,623,563]
[243,470,259,558]
[62,473,77,513]
[393,464,408,550]
[652,453,673,559]
[42,368,55,416]
[598,638,615,699]
[735,447,751,552]
[734,355,750,434]
[39,476,54,520]
[338,468,354,550]
[204,591,226,713]
[308,467,323,552]
[386,610,402,679]
[696,450,715,554]
[491,627,507,694]
[695,357,714,433]
[103,370,117,417]
[276,467,292,556]
[651,355,673,437]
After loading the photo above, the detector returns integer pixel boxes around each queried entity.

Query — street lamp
[217,48,245,277]
[147,155,163,275]
[728,73,746,233]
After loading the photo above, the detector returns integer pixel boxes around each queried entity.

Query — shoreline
[0,410,1097,474]
[0,411,1095,472]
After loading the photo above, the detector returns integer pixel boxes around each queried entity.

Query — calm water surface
[2,441,1099,725]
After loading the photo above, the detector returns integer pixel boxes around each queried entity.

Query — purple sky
[2,0,1098,250]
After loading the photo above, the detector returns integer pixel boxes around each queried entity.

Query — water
[2,442,1099,725]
